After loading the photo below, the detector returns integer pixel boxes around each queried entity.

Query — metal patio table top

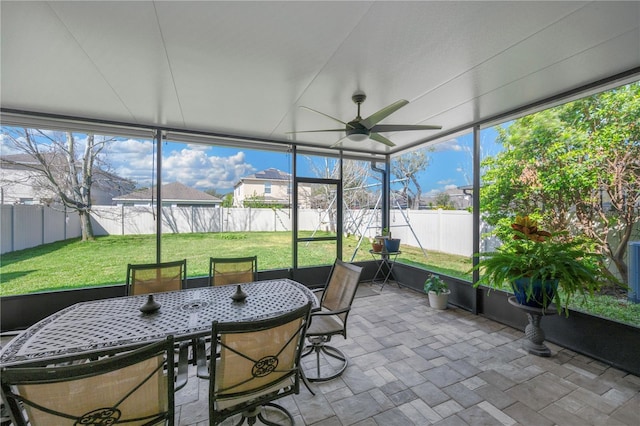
[0,279,317,366]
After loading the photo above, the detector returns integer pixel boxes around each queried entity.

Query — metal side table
[369,250,401,291]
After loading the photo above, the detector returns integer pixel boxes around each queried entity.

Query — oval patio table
[0,279,318,366]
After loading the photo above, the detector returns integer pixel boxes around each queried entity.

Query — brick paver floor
[174,282,640,425]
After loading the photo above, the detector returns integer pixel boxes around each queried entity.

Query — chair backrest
[0,336,175,426]
[209,302,311,423]
[209,256,257,286]
[126,259,187,296]
[321,259,363,325]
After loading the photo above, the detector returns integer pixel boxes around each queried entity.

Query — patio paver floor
[174,282,640,425]
[2,282,637,425]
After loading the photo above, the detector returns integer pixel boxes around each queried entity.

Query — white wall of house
[0,168,127,206]
[233,179,290,207]
[1,169,49,204]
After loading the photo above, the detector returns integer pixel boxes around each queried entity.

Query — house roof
[243,168,290,182]
[114,182,221,204]
[1,2,637,156]
[234,168,291,189]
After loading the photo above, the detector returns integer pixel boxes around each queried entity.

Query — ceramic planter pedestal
[508,296,556,357]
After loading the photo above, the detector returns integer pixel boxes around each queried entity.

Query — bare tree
[1,128,118,241]
[391,149,430,209]
[305,157,371,209]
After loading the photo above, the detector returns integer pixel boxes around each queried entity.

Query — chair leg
[175,341,190,391]
[195,337,210,379]
[300,369,315,396]
[256,403,294,426]
[301,338,348,382]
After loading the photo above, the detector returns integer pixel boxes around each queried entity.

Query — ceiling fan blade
[360,100,409,129]
[370,133,396,147]
[286,129,346,134]
[370,124,442,132]
[329,135,349,149]
[300,106,352,127]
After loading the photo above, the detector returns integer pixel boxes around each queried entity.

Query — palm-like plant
[474,215,606,315]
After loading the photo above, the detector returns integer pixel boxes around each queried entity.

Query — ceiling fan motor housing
[346,120,369,141]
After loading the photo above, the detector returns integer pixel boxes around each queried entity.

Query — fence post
[41,205,45,245]
[11,205,15,252]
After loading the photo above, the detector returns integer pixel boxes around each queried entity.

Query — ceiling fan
[288,91,441,148]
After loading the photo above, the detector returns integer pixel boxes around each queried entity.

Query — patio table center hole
[180,300,210,312]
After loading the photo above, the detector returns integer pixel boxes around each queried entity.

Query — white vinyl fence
[1,204,476,256]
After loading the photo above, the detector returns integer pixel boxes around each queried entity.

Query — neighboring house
[420,186,472,210]
[113,182,222,207]
[0,153,134,206]
[234,168,297,208]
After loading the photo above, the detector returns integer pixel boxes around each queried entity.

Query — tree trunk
[80,210,95,241]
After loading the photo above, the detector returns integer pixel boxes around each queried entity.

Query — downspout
[370,158,390,232]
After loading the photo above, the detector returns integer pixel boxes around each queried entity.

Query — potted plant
[370,237,384,253]
[473,215,606,315]
[380,228,401,252]
[424,274,450,310]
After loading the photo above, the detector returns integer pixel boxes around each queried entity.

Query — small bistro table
[0,279,318,366]
[369,249,401,291]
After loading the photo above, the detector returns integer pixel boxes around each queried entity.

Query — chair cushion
[306,314,343,336]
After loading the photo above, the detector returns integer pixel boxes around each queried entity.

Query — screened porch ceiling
[1,1,639,156]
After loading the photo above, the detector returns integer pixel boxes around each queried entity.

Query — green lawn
[0,232,472,296]
[1,232,637,327]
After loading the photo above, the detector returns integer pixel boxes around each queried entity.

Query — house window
[264,182,271,194]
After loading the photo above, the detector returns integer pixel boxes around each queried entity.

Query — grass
[1,232,637,327]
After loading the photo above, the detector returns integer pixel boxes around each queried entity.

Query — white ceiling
[1,1,639,155]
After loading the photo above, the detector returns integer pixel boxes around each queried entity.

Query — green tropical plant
[473,215,608,315]
[423,274,448,295]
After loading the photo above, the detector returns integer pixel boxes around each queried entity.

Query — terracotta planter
[428,290,450,310]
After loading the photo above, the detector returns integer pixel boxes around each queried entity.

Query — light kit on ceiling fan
[288,91,441,148]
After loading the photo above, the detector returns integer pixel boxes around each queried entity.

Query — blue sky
[2,126,500,197]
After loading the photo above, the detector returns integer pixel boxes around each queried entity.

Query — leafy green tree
[433,192,455,210]
[243,193,284,209]
[222,193,234,207]
[481,82,640,286]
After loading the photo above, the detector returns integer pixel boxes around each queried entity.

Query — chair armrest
[310,307,350,317]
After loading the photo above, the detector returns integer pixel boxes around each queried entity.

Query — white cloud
[431,138,462,152]
[103,140,257,191]
[437,179,454,185]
